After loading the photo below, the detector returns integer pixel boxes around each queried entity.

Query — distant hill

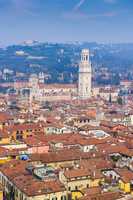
[0,42,133,84]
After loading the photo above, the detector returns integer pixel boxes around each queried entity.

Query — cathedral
[29,49,92,102]
[13,49,119,104]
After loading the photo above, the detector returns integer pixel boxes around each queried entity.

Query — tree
[117,96,123,105]
[112,73,120,85]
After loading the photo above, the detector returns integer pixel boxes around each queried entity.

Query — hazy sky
[0,0,133,44]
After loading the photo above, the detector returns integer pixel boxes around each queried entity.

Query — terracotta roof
[0,112,13,122]
[30,149,103,164]
[13,176,65,196]
[0,146,9,157]
[24,136,49,147]
[5,123,42,132]
[0,129,9,138]
[39,83,76,89]
[64,168,91,179]
[80,191,121,200]
[115,169,133,183]
[0,160,65,196]
[82,186,101,196]
[80,158,113,170]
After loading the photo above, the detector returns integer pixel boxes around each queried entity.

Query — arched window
[86,55,88,61]
[52,197,57,200]
[61,196,67,200]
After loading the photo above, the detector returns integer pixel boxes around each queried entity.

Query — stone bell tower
[78,49,92,99]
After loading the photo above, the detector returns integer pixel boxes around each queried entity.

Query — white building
[78,49,92,99]
[18,49,119,103]
[29,73,77,102]
[27,49,93,103]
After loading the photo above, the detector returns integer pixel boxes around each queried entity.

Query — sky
[0,0,133,45]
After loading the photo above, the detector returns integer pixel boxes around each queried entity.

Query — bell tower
[78,49,92,99]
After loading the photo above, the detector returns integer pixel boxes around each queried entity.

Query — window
[75,186,78,190]
[2,176,4,185]
[15,189,18,197]
[16,133,23,140]
[61,196,66,200]
[20,193,23,200]
[68,187,71,191]
[86,55,88,60]
[52,197,57,200]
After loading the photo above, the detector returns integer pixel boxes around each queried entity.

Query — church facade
[29,49,92,102]
[14,49,92,102]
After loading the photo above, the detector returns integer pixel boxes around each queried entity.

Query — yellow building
[0,184,3,200]
[0,147,12,164]
[5,123,42,141]
[0,136,10,145]
[115,169,133,194]
[71,191,83,200]
[0,156,11,164]
[0,129,10,145]
[119,180,130,193]
[0,160,68,200]
[60,168,104,200]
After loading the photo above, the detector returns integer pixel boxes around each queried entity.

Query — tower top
[81,49,90,62]
[81,49,89,54]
